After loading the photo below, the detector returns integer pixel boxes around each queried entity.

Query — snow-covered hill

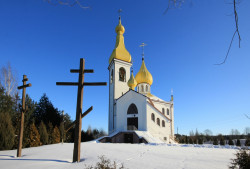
[0,142,238,169]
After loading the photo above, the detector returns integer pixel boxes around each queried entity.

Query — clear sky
[0,0,249,135]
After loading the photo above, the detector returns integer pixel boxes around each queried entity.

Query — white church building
[100,17,175,144]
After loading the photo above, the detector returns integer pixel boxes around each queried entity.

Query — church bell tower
[108,16,132,134]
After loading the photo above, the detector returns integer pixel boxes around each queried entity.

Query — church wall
[146,103,171,143]
[108,59,131,134]
[115,91,147,132]
[113,59,131,99]
[151,100,172,121]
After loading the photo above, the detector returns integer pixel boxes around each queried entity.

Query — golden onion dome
[127,71,137,90]
[109,17,131,64]
[135,59,153,85]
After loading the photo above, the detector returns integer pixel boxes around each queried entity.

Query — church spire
[109,11,131,64]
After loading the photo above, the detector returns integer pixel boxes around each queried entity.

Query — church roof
[109,17,132,64]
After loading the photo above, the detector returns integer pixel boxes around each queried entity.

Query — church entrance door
[127,117,138,130]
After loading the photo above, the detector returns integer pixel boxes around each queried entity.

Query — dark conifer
[220,138,225,145]
[39,121,48,145]
[213,138,218,145]
[29,123,40,147]
[52,126,60,144]
[228,138,234,146]
[0,112,15,150]
[236,139,241,147]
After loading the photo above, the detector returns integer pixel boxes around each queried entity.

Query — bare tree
[204,129,213,136]
[0,63,18,97]
[164,0,241,65]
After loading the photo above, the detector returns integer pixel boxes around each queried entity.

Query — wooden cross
[17,75,32,157]
[56,58,106,163]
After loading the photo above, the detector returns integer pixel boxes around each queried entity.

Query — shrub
[228,138,234,146]
[85,155,125,169]
[229,149,250,169]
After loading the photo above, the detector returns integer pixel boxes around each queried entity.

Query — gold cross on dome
[140,43,147,59]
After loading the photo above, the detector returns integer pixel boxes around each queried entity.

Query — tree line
[175,129,250,146]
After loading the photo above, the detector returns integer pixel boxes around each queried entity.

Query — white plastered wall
[146,101,172,143]
[115,90,147,132]
[108,59,132,134]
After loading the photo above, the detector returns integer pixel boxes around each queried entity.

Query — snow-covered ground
[0,142,239,169]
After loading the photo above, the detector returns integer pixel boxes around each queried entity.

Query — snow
[0,142,238,169]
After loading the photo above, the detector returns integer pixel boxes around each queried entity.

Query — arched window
[157,118,160,126]
[162,108,165,115]
[167,108,170,115]
[162,120,165,127]
[151,113,155,122]
[110,69,113,83]
[146,85,148,92]
[119,67,126,82]
[127,103,138,114]
[141,85,144,92]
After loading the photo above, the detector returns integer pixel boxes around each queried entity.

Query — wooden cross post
[17,75,31,157]
[56,58,106,162]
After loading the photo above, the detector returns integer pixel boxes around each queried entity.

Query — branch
[215,0,241,65]
[46,0,90,9]
[245,114,250,119]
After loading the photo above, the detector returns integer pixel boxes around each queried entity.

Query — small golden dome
[115,19,125,34]
[109,17,131,64]
[135,59,153,85]
[127,71,137,90]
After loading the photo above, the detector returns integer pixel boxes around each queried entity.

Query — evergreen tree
[34,94,61,127]
[245,138,250,146]
[47,122,53,144]
[236,139,241,147]
[29,123,40,147]
[0,112,15,150]
[198,138,203,145]
[213,138,218,145]
[39,121,48,145]
[188,138,193,144]
[185,136,188,144]
[220,138,225,145]
[59,122,65,143]
[52,126,60,144]
[228,138,234,146]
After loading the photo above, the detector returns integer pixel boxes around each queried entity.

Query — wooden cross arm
[65,106,93,133]
[56,82,78,86]
[70,69,94,73]
[22,78,28,82]
[17,83,32,90]
[83,82,107,86]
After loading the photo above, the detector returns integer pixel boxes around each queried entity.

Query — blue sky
[0,0,249,135]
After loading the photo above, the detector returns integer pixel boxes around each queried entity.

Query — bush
[229,149,250,169]
[245,139,250,147]
[236,139,241,147]
[228,138,234,146]
[213,139,218,145]
[85,155,126,169]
